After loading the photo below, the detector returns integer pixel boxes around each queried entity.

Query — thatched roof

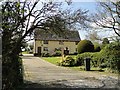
[34,29,81,41]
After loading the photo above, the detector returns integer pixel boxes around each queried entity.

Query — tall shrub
[94,45,101,52]
[77,40,94,54]
[99,42,120,72]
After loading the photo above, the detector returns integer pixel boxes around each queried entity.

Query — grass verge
[41,57,61,65]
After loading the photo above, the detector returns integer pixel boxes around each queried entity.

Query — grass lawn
[22,51,29,54]
[41,55,76,65]
[41,55,107,72]
[41,56,62,65]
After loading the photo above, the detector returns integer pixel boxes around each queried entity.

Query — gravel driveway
[22,54,119,89]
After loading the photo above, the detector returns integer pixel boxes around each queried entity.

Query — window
[43,40,48,44]
[75,41,79,45]
[59,41,64,45]
[54,48,61,51]
[43,47,48,51]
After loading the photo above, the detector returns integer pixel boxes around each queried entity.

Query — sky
[62,1,117,40]
[60,1,98,40]
[70,2,97,39]
[62,2,97,13]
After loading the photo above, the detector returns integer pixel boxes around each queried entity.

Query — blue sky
[61,1,116,40]
[62,2,97,14]
[61,1,97,39]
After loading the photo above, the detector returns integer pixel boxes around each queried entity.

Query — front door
[37,47,41,55]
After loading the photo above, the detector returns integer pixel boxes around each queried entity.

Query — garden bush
[99,42,120,72]
[52,48,62,56]
[102,38,109,44]
[76,52,99,67]
[41,53,51,57]
[77,40,94,54]
[101,38,110,49]
[76,42,120,73]
[99,63,107,68]
[94,45,101,52]
[2,55,24,90]
[52,52,61,56]
[59,56,76,66]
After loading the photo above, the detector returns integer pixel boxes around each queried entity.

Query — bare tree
[61,8,90,30]
[92,1,120,37]
[85,31,102,42]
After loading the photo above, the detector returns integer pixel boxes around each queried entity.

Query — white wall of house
[33,40,78,54]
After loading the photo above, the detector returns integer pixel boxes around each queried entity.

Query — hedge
[77,40,94,54]
[76,42,120,73]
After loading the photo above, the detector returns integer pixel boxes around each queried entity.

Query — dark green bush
[99,63,107,68]
[52,49,62,56]
[76,42,120,73]
[59,56,75,66]
[52,52,61,56]
[41,53,51,57]
[2,55,24,90]
[76,52,99,67]
[102,38,109,44]
[101,38,110,49]
[77,40,94,54]
[76,53,90,66]
[94,45,101,52]
[99,42,120,72]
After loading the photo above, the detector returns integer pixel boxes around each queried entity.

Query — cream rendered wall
[34,40,78,54]
[47,41,60,54]
[63,41,77,53]
[33,40,36,53]
[33,40,42,53]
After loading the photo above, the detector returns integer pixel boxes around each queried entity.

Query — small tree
[85,31,102,42]
[101,38,110,49]
[102,38,109,44]
[94,45,101,52]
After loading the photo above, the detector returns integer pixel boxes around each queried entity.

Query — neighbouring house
[33,29,81,56]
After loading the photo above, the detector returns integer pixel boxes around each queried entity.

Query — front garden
[42,40,120,74]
